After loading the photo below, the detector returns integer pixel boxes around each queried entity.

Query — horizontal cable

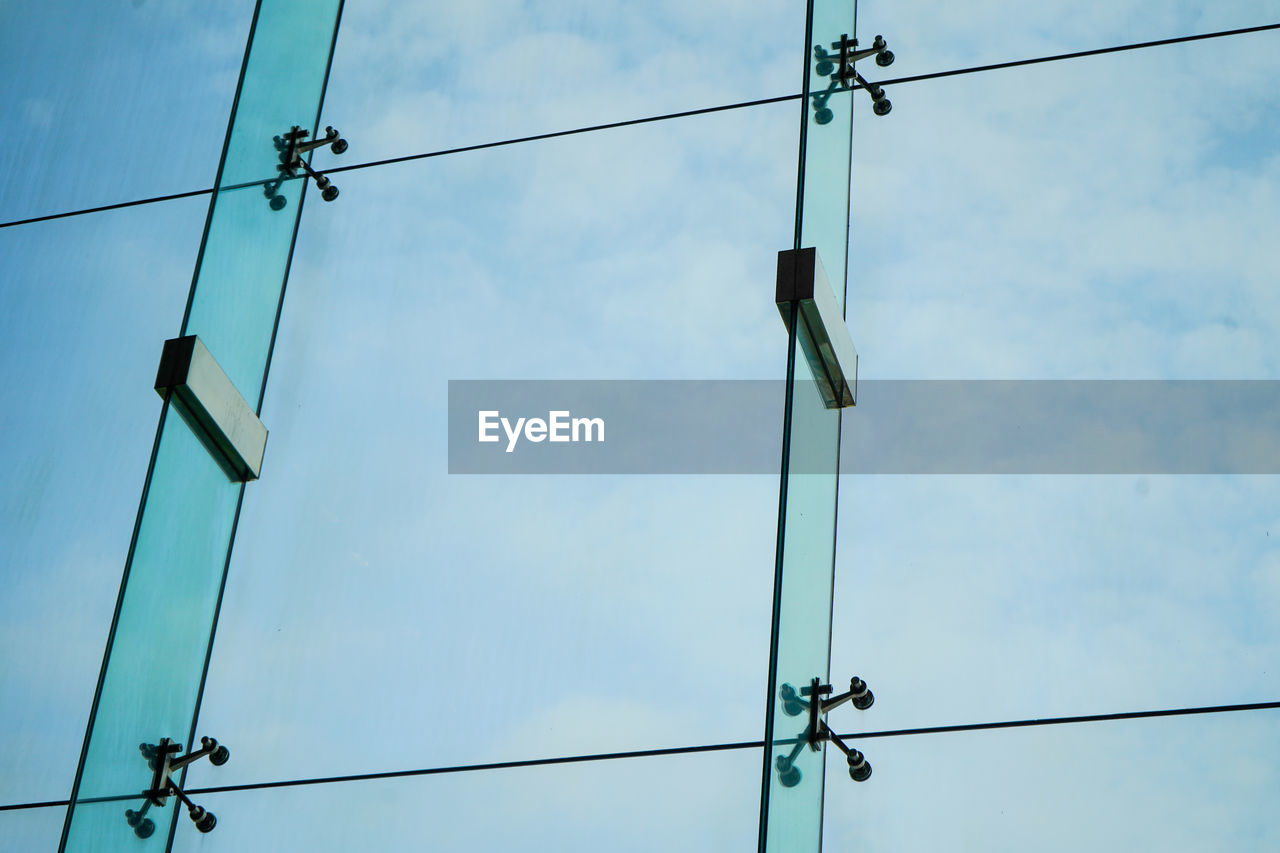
[835,699,1280,741]
[322,94,799,175]
[873,21,1280,89]
[3,21,1276,231]
[0,187,214,229]
[3,698,1275,811]
[187,738,759,796]
[0,94,797,232]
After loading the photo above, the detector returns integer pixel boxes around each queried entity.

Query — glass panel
[866,0,1280,80]
[0,198,205,806]
[61,404,242,849]
[834,17,1280,732]
[61,2,345,848]
[187,101,797,787]
[183,0,346,402]
[176,750,759,852]
[823,710,1280,850]
[760,367,841,851]
[0,806,67,850]
[760,0,857,848]
[0,1,253,224]
[847,39,1280,381]
[798,0,861,309]
[835,476,1280,731]
[318,0,801,165]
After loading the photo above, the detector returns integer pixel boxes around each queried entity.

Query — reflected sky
[2,1,1279,849]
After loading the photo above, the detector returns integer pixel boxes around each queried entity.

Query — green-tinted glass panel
[761,0,857,849]
[798,1,860,310]
[0,199,203,806]
[183,0,345,403]
[61,403,241,849]
[61,2,345,848]
[761,363,842,852]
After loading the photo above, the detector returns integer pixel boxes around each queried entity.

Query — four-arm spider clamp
[774,676,874,788]
[265,125,349,210]
[811,33,897,123]
[123,736,230,838]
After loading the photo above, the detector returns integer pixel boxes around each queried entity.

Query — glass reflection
[760,0,859,848]
[61,3,345,848]
[824,709,1280,851]
[319,1,800,165]
[0,1,253,223]
[0,198,205,806]
[834,19,1280,733]
[175,749,759,852]
[186,103,797,788]
[0,806,67,851]
[863,0,1280,82]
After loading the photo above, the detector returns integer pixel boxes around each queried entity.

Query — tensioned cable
[2,21,1276,231]
[323,20,1280,176]
[874,20,1280,87]
[0,187,214,229]
[3,699,1277,811]
[0,11,1276,818]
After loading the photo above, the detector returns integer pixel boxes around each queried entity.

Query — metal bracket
[123,736,230,838]
[810,33,895,123]
[774,676,874,788]
[155,335,268,482]
[776,248,859,408]
[265,124,348,209]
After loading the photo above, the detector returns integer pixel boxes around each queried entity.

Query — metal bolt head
[848,749,872,781]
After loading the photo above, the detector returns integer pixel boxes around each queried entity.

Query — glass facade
[3,2,1279,850]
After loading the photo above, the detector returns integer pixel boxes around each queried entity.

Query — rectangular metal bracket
[776,247,858,408]
[155,335,268,481]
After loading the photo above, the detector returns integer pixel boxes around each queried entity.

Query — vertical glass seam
[792,0,817,252]
[758,302,802,852]
[174,9,348,852]
[253,0,347,413]
[178,0,265,336]
[57,397,172,850]
[819,13,855,848]
[166,483,245,853]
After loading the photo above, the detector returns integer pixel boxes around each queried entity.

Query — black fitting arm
[810,31,896,121]
[774,674,875,787]
[822,722,873,781]
[127,736,230,838]
[265,125,348,208]
[821,676,875,713]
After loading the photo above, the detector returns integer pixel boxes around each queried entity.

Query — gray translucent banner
[447,380,1280,474]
